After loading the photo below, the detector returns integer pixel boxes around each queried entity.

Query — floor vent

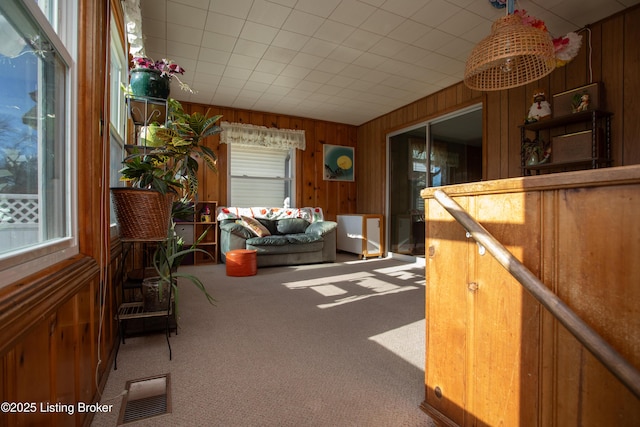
[118,374,171,425]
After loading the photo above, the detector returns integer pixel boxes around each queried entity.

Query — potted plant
[111,98,222,240]
[142,220,216,312]
[129,56,194,99]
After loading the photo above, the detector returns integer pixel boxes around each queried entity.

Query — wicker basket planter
[111,187,174,241]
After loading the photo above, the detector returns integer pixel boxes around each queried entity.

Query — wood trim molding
[0,255,99,356]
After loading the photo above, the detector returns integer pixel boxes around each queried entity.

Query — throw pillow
[276,218,310,234]
[240,215,271,237]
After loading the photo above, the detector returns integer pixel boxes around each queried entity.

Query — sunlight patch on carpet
[369,320,426,370]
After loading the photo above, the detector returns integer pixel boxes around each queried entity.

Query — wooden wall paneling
[600,17,625,166]
[472,192,542,426]
[305,121,323,208]
[54,296,77,427]
[624,8,640,164]
[499,90,511,179]
[422,197,469,426]
[508,86,528,177]
[554,185,640,425]
[15,321,51,426]
[485,91,501,180]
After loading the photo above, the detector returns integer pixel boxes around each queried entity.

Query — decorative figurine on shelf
[572,92,590,113]
[200,205,211,223]
[527,89,552,123]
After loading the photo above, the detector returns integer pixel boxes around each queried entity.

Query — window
[0,0,77,286]
[109,14,127,229]
[228,145,294,207]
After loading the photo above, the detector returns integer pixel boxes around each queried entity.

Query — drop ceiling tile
[240,21,279,44]
[387,19,431,44]
[437,9,484,37]
[341,63,369,79]
[314,20,356,44]
[412,0,460,28]
[165,23,204,47]
[222,66,252,80]
[194,61,226,76]
[290,52,324,69]
[294,80,322,92]
[141,18,166,39]
[204,12,244,37]
[248,0,292,28]
[436,37,474,61]
[306,69,334,84]
[316,84,344,95]
[255,59,287,74]
[368,37,406,58]
[264,85,291,96]
[413,28,457,52]
[263,45,299,63]
[233,39,269,58]
[330,45,362,63]
[166,40,200,59]
[243,80,270,92]
[316,58,348,74]
[380,0,427,18]
[249,71,278,85]
[393,45,430,64]
[227,53,260,70]
[171,0,209,9]
[201,32,237,52]
[282,10,325,36]
[329,0,376,27]
[269,0,297,7]
[166,1,207,29]
[272,30,310,51]
[351,52,387,69]
[360,9,406,36]
[141,0,166,20]
[301,38,338,58]
[361,69,392,84]
[327,75,356,88]
[342,28,383,51]
[295,0,341,18]
[272,74,302,88]
[208,0,253,20]
[218,77,246,90]
[280,64,312,79]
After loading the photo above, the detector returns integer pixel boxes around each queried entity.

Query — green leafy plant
[151,221,216,308]
[119,98,221,197]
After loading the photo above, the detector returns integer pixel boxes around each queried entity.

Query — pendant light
[464,0,556,91]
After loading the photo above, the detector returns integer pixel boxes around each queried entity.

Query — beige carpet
[92,253,435,426]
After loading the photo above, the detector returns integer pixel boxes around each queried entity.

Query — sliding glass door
[387,106,482,257]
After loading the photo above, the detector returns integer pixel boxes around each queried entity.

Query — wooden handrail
[433,189,640,399]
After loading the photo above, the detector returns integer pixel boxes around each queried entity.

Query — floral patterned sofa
[217,207,337,267]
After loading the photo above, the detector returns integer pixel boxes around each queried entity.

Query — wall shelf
[520,110,612,175]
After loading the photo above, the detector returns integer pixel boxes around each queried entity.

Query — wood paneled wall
[357,5,640,215]
[0,1,118,426]
[178,103,358,221]
[421,165,640,426]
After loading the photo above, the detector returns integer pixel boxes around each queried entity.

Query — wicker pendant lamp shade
[464,14,556,91]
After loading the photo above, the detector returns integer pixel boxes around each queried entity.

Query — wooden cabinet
[420,166,640,426]
[174,201,218,264]
[520,110,611,175]
[336,214,384,259]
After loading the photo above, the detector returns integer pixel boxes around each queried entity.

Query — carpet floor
[92,253,435,426]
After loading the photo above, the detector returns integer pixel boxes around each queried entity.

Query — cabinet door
[424,197,469,426]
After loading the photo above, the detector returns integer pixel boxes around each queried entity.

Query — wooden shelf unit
[174,201,218,264]
[520,110,612,175]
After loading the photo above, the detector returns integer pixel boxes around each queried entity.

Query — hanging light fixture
[464,1,556,91]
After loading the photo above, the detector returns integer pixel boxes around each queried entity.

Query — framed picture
[323,144,354,181]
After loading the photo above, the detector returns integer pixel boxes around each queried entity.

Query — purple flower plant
[132,56,194,93]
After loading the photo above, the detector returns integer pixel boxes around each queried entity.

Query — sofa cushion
[246,234,324,254]
[276,218,310,235]
[241,215,271,237]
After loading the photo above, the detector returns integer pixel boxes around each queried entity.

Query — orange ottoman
[226,249,258,277]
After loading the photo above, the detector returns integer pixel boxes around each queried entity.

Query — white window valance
[220,121,306,150]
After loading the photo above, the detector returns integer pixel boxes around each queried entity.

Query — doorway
[387,105,483,257]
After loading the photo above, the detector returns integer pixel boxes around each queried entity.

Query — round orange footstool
[225,249,258,277]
